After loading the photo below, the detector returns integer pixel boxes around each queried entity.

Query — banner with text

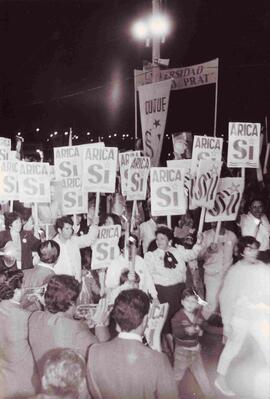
[126,156,150,201]
[150,167,186,216]
[135,58,218,91]
[0,138,11,160]
[191,135,223,175]
[227,122,261,168]
[0,160,19,201]
[144,303,169,352]
[138,79,171,167]
[167,159,192,199]
[83,146,118,193]
[205,177,244,222]
[190,159,222,209]
[91,224,121,270]
[119,151,141,196]
[54,145,87,215]
[18,162,51,203]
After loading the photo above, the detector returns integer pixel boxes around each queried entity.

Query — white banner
[119,151,141,196]
[144,303,169,352]
[18,162,51,203]
[191,135,223,175]
[126,156,150,201]
[0,160,19,201]
[135,58,218,91]
[205,177,244,222]
[54,145,87,215]
[83,146,118,193]
[138,79,171,167]
[227,122,261,168]
[0,137,11,160]
[190,159,222,209]
[167,159,191,199]
[91,225,121,270]
[150,167,186,216]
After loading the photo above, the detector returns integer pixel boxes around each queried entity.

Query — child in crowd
[171,288,213,399]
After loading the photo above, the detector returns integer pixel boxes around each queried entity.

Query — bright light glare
[132,20,149,40]
[148,14,170,36]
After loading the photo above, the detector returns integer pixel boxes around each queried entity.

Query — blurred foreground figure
[86,289,178,399]
[215,236,270,397]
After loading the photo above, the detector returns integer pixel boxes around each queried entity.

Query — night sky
[1,0,270,159]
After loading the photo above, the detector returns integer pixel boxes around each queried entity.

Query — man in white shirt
[53,216,98,282]
[240,198,270,251]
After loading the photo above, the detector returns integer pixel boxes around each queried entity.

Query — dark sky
[0,0,270,157]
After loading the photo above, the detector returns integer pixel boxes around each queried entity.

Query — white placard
[144,303,169,352]
[191,135,223,175]
[91,225,121,270]
[0,160,19,201]
[119,151,141,196]
[126,156,150,201]
[18,162,51,203]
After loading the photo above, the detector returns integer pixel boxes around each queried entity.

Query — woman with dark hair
[0,211,40,270]
[0,270,36,398]
[144,226,203,356]
[28,274,110,381]
[99,212,122,227]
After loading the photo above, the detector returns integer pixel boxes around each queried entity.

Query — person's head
[40,348,86,399]
[44,275,81,314]
[4,212,22,233]
[238,236,260,261]
[155,226,173,250]
[118,234,138,259]
[37,240,60,265]
[0,270,24,301]
[112,289,150,334]
[119,269,140,287]
[182,232,196,249]
[249,198,264,219]
[181,288,199,314]
[104,213,121,226]
[55,217,73,240]
[71,214,83,226]
[178,212,194,228]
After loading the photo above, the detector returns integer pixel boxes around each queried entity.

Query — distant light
[54,131,58,135]
[148,14,170,37]
[17,132,21,136]
[108,135,111,138]
[36,149,40,153]
[36,128,40,132]
[87,132,91,136]
[126,134,129,137]
[50,133,53,138]
[132,20,149,40]
[101,137,104,140]
[46,139,49,142]
[90,139,93,142]
[114,134,117,137]
[123,134,126,138]
[64,131,69,136]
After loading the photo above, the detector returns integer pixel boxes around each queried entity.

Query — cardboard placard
[18,162,51,203]
[91,224,121,270]
[0,160,19,201]
[191,135,223,175]
[126,156,150,201]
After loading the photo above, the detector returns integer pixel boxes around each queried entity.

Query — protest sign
[54,145,87,215]
[83,146,118,193]
[119,151,141,195]
[167,159,191,197]
[191,135,223,175]
[126,156,150,201]
[18,161,51,203]
[205,177,244,222]
[135,58,218,91]
[227,122,261,168]
[91,224,121,270]
[191,159,222,209]
[150,167,186,216]
[144,303,169,352]
[138,79,171,167]
[0,160,19,201]
[0,137,11,160]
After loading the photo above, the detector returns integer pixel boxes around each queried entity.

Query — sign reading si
[126,156,150,201]
[91,225,121,270]
[0,137,11,160]
[54,145,87,215]
[227,122,261,168]
[119,151,141,196]
[205,177,244,222]
[150,167,186,216]
[0,160,19,201]
[191,135,223,175]
[18,162,50,203]
[83,146,118,193]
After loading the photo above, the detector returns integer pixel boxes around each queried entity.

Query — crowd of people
[0,186,270,399]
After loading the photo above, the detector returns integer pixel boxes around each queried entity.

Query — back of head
[44,275,81,314]
[41,348,86,398]
[38,240,60,265]
[0,270,24,300]
[112,289,150,332]
[238,235,260,258]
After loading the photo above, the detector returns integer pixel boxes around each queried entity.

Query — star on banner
[153,119,160,128]
[228,183,240,193]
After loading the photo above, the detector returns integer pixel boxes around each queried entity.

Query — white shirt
[144,243,202,287]
[118,331,142,342]
[200,229,238,276]
[54,225,98,282]
[240,212,270,251]
[139,219,157,254]
[105,254,157,299]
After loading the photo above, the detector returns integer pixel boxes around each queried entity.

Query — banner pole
[198,207,206,234]
[95,193,100,218]
[134,72,138,140]
[213,60,219,137]
[10,200,14,212]
[167,215,172,229]
[214,220,221,243]
[130,200,137,233]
